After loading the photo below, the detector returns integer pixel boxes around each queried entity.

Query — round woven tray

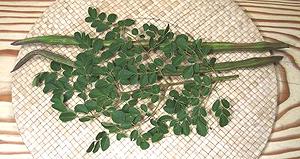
[12,0,277,158]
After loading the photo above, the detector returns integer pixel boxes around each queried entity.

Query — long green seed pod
[202,42,289,52]
[163,56,283,75]
[11,49,282,74]
[11,49,75,72]
[11,35,288,52]
[11,35,79,46]
[183,75,239,84]
[211,75,239,82]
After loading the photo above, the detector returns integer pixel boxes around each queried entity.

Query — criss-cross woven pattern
[12,0,277,158]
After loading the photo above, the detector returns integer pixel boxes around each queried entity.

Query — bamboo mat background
[0,0,299,158]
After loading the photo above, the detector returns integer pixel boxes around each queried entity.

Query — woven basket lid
[12,0,277,158]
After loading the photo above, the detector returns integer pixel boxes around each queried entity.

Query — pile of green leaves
[32,7,232,153]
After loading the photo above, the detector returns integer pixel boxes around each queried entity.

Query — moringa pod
[11,35,288,52]
[11,49,75,72]
[11,48,283,75]
[163,56,283,75]
[11,35,79,46]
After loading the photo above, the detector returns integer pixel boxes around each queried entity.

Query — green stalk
[122,75,239,94]
[11,35,288,52]
[163,56,283,75]
[171,75,239,85]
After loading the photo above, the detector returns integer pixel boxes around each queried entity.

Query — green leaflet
[181,120,191,136]
[116,133,127,141]
[74,104,89,113]
[32,72,49,87]
[140,141,150,150]
[107,14,117,23]
[131,28,139,35]
[93,141,101,153]
[182,65,194,79]
[130,130,139,141]
[123,19,135,26]
[111,111,127,123]
[196,121,208,136]
[171,55,185,66]
[86,141,95,153]
[101,135,110,151]
[173,123,182,135]
[59,111,76,122]
[151,133,163,143]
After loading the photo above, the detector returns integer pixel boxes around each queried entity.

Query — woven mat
[12,0,277,158]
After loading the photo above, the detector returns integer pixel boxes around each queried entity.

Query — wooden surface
[0,0,299,158]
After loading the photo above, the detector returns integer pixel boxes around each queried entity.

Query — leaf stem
[120,75,239,94]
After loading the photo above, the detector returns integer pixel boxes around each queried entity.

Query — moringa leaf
[96,23,109,32]
[164,99,176,114]
[154,58,164,66]
[181,120,190,136]
[111,111,126,123]
[151,133,163,143]
[59,111,76,122]
[212,100,220,112]
[86,141,95,153]
[88,7,97,18]
[123,19,135,26]
[130,130,139,141]
[196,121,208,136]
[98,12,106,20]
[140,104,148,112]
[93,38,104,52]
[143,24,149,31]
[182,65,194,79]
[32,72,49,87]
[139,74,148,86]
[175,34,188,50]
[221,99,230,108]
[173,123,182,135]
[171,55,185,66]
[116,133,127,141]
[74,104,89,113]
[96,131,106,140]
[148,73,157,84]
[140,141,150,150]
[219,114,229,127]
[79,117,92,122]
[107,13,117,22]
[50,61,61,71]
[101,135,110,151]
[131,28,139,35]
[93,141,100,153]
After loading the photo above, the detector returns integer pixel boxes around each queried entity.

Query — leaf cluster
[86,131,110,153]
[212,99,231,127]
[31,7,233,154]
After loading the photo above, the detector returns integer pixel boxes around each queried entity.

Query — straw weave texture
[12,0,277,158]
